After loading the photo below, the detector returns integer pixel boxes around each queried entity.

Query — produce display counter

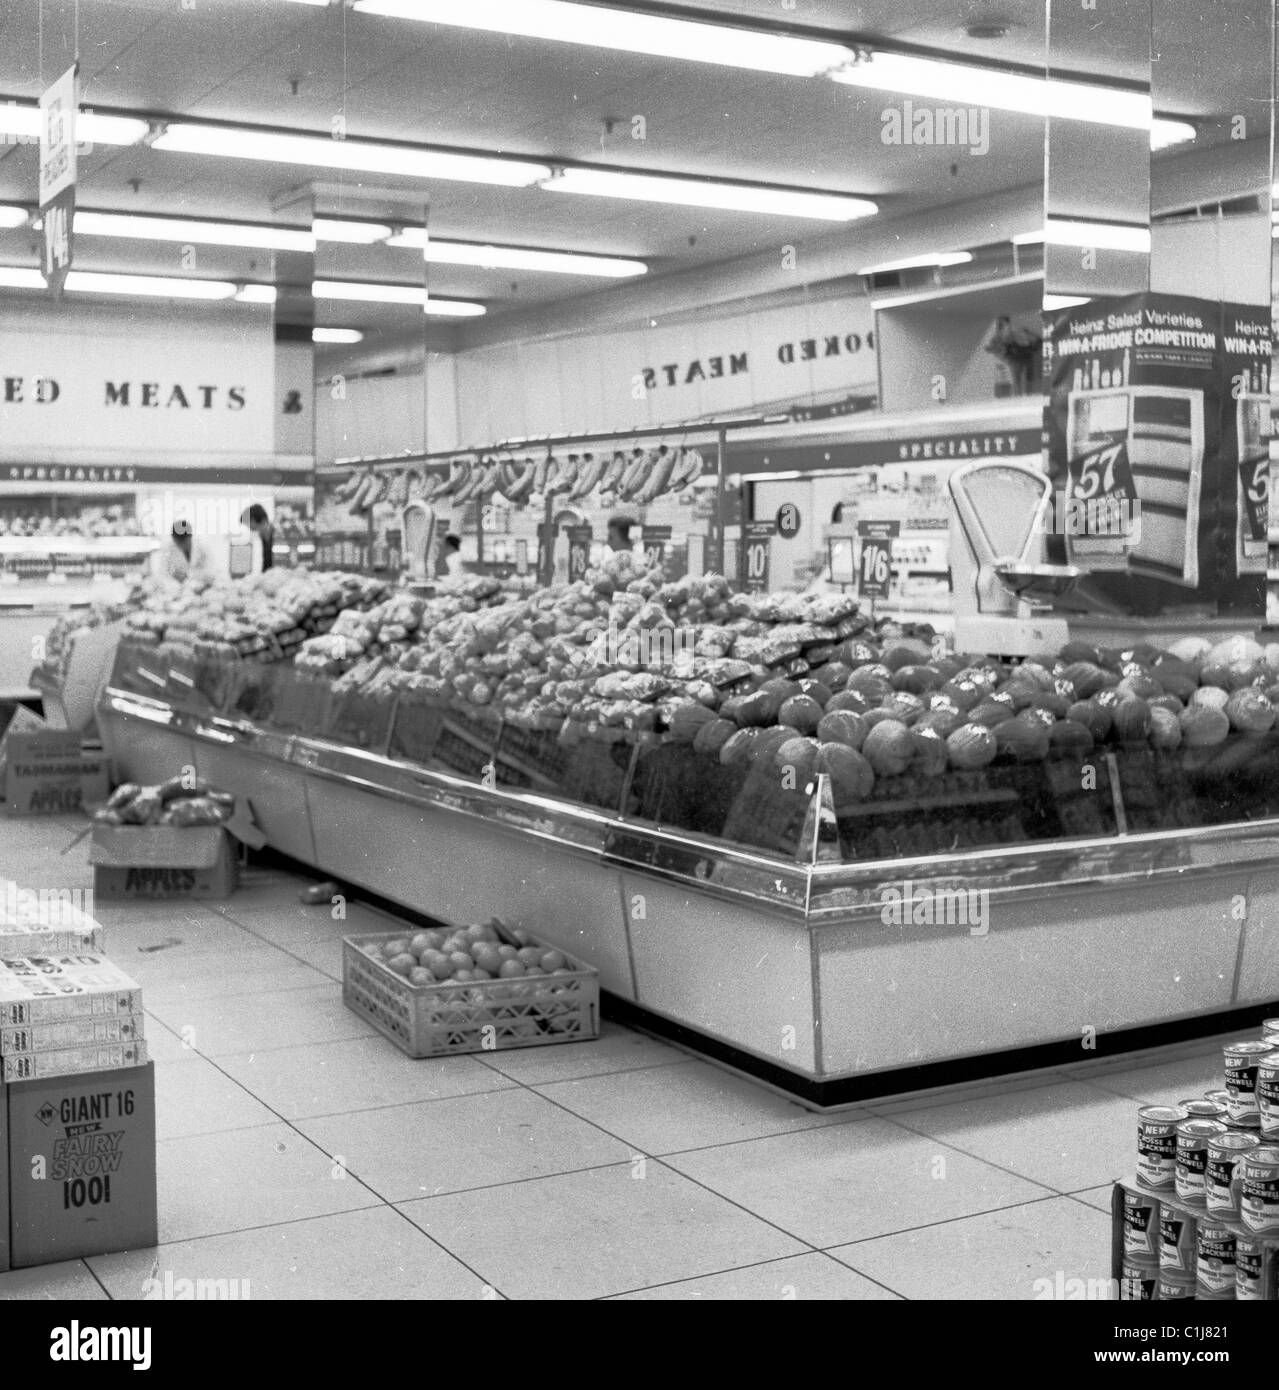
[98,638,1279,1107]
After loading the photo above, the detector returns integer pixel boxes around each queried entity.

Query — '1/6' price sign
[741,521,774,592]
[856,520,899,600]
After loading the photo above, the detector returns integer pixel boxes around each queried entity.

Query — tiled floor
[0,815,1255,1300]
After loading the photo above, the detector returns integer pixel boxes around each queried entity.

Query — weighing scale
[400,501,438,594]
[947,458,1080,656]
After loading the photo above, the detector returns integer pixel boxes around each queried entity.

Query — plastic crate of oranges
[342,918,599,1058]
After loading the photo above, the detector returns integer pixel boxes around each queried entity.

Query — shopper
[607,516,637,553]
[242,504,276,572]
[155,521,216,583]
[442,533,465,578]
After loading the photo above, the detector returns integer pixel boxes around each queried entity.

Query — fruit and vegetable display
[123,567,391,661]
[344,918,598,1057]
[333,444,707,515]
[114,556,1279,862]
[28,591,139,689]
[0,504,142,539]
[93,775,237,828]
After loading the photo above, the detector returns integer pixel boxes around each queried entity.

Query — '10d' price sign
[740,521,775,592]
[856,520,899,600]
[566,525,593,583]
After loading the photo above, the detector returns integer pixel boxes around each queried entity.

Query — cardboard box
[2,1041,148,1084]
[1,1014,145,1054]
[89,824,238,900]
[0,954,144,1027]
[2,731,109,817]
[0,878,104,954]
[7,1062,157,1267]
[0,1076,8,1272]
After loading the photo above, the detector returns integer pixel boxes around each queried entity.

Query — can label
[1240,1169,1279,1235]
[1195,1225,1236,1298]
[1236,1237,1264,1301]
[1175,1139,1211,1204]
[1159,1211,1197,1278]
[1224,1062,1263,1126]
[1122,1191,1160,1260]
[1258,1061,1279,1141]
[1137,1110,1184,1189]
[1206,1156,1244,1217]
[1157,1276,1195,1301]
[1120,1261,1158,1301]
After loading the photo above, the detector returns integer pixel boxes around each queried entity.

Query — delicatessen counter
[95,561,1279,1105]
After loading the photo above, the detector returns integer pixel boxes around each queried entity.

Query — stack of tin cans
[1121,1019,1279,1300]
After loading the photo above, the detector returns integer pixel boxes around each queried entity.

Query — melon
[891,664,944,695]
[860,708,899,732]
[1048,719,1093,757]
[1059,640,1102,665]
[946,723,997,770]
[915,708,963,739]
[999,682,1038,712]
[1167,636,1211,665]
[760,677,803,703]
[938,679,983,712]
[840,640,881,668]
[1150,658,1197,701]
[862,719,914,777]
[1148,706,1182,750]
[1179,705,1230,747]
[1016,661,1057,691]
[1113,698,1153,743]
[730,689,781,727]
[810,663,851,691]
[719,728,761,767]
[750,726,796,763]
[968,699,1015,729]
[818,742,875,807]
[1225,687,1275,733]
[1066,701,1111,741]
[816,709,868,750]
[826,689,873,715]
[846,669,892,702]
[909,727,949,777]
[881,640,932,672]
[994,716,1050,762]
[778,695,823,735]
[797,679,833,708]
[1118,673,1163,702]
[693,718,737,756]
[930,655,967,681]
[1148,694,1183,715]
[1198,661,1233,691]
[668,703,718,743]
[1227,659,1266,691]
[773,735,820,783]
[1190,686,1229,712]
[1026,691,1070,718]
[1207,636,1264,670]
[1094,688,1122,710]
[882,692,925,726]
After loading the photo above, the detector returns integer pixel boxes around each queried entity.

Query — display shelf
[98,647,1279,1105]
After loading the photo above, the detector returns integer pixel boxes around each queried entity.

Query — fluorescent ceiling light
[832,52,1188,148]
[75,210,314,252]
[67,271,239,299]
[352,0,854,77]
[0,206,28,229]
[313,279,485,316]
[1044,294,1091,310]
[0,104,147,146]
[153,122,550,187]
[313,327,364,344]
[387,227,645,277]
[859,251,973,275]
[1151,119,1196,150]
[0,266,44,289]
[1016,220,1151,253]
[544,168,874,221]
[314,218,392,244]
[234,284,278,304]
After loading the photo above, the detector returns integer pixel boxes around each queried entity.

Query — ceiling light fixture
[386,227,646,277]
[75,210,315,252]
[67,272,240,299]
[313,327,365,344]
[0,103,148,146]
[543,167,875,221]
[0,267,44,289]
[0,205,29,229]
[1014,220,1151,252]
[312,279,486,315]
[152,122,551,187]
[313,218,393,244]
[349,0,854,76]
[233,284,278,304]
[858,251,973,275]
[1044,294,1091,310]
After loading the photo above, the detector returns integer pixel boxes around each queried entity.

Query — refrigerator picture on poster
[1043,291,1268,619]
